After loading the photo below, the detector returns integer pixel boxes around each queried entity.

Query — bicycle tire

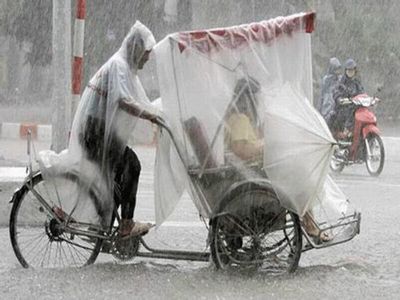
[210,184,302,274]
[9,172,103,268]
[365,133,385,176]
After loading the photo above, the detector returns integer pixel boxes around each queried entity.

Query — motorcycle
[330,91,385,176]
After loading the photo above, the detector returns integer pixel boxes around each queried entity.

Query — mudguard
[210,178,293,220]
[362,124,380,139]
[9,188,23,204]
[8,171,40,203]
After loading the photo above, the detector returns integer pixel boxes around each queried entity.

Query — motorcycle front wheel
[365,133,385,176]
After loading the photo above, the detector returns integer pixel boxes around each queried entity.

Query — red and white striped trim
[0,123,52,141]
[72,0,86,112]
[177,11,315,54]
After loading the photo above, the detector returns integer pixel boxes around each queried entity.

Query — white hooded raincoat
[39,21,157,227]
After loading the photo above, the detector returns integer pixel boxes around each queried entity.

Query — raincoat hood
[327,57,341,74]
[117,21,156,70]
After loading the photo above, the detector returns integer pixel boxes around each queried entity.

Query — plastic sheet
[39,21,159,226]
[154,12,349,226]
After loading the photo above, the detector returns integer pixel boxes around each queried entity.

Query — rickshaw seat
[183,117,218,169]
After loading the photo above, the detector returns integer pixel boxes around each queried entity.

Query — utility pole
[51,0,71,152]
[72,0,86,118]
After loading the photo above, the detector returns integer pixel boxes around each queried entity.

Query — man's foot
[302,214,332,244]
[319,232,333,242]
[118,219,154,239]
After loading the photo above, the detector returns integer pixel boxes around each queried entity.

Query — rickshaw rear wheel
[210,185,302,274]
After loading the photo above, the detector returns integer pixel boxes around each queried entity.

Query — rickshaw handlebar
[153,116,166,127]
[154,117,190,169]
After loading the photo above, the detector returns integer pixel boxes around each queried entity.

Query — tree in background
[0,0,53,106]
[1,0,400,120]
[1,0,52,66]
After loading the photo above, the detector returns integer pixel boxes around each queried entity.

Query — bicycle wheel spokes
[211,188,302,273]
[257,213,298,272]
[11,174,103,268]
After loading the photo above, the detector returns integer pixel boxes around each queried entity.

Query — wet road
[1,143,400,299]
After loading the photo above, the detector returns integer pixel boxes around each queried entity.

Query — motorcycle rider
[332,58,364,138]
[316,57,342,129]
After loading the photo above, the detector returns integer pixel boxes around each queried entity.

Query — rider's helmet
[344,58,357,78]
[344,58,357,69]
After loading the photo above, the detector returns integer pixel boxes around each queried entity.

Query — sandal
[119,220,154,239]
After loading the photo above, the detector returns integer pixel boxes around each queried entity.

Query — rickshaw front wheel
[210,186,302,274]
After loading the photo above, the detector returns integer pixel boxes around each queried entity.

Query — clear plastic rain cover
[154,12,352,228]
[37,21,158,228]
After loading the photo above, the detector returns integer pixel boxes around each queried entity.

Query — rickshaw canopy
[154,12,348,225]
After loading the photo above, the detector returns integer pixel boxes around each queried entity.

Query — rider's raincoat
[317,57,342,126]
[40,21,158,226]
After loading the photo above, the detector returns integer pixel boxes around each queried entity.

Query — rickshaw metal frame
[12,78,362,267]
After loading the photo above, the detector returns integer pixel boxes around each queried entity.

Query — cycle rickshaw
[9,12,360,274]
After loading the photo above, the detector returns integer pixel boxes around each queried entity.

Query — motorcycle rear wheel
[365,133,385,176]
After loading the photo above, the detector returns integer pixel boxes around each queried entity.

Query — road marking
[153,221,206,228]
[336,179,400,188]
